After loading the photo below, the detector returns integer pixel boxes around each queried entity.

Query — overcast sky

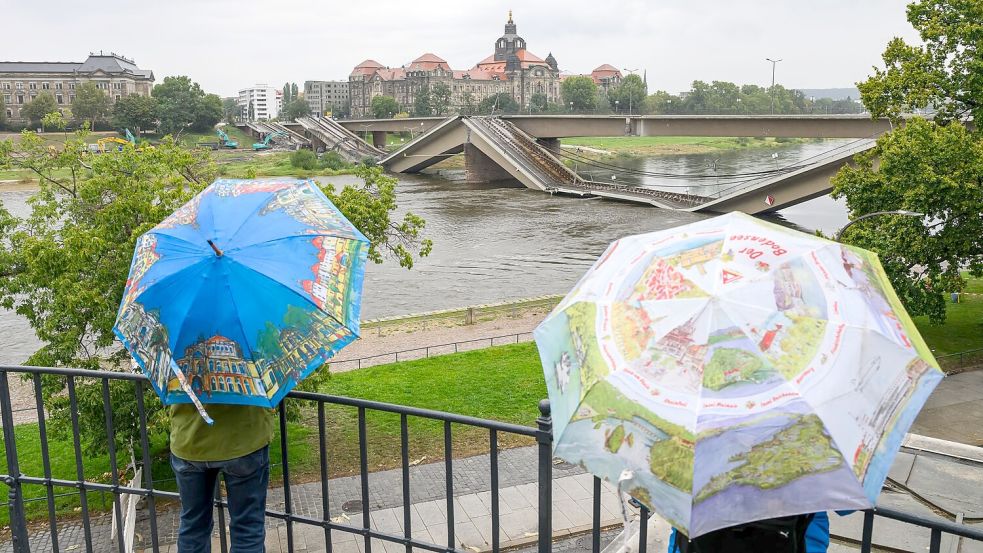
[5,0,921,98]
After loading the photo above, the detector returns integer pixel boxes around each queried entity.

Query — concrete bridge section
[379,115,889,213]
[294,116,386,162]
[243,121,310,148]
[343,114,895,139]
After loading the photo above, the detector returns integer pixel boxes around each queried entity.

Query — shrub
[290,149,318,170]
[320,151,347,170]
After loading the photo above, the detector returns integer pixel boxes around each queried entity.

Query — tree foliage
[371,95,400,119]
[561,76,598,112]
[0,95,7,130]
[281,98,311,121]
[832,0,983,324]
[21,93,59,127]
[831,119,983,323]
[608,74,647,113]
[858,0,983,124]
[152,76,222,134]
[71,82,112,127]
[430,83,452,116]
[222,97,239,124]
[412,88,432,117]
[112,94,159,133]
[478,93,519,115]
[0,130,431,455]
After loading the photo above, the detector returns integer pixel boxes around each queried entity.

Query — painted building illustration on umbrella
[115,301,174,395]
[256,309,354,399]
[174,335,264,398]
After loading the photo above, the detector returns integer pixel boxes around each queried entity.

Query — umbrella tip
[206,240,223,257]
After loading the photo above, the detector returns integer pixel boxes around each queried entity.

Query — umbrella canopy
[114,178,368,422]
[533,212,943,538]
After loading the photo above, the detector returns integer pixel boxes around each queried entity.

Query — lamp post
[833,210,925,242]
[622,68,639,114]
[766,58,782,115]
[615,99,620,113]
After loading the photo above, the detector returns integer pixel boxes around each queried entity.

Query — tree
[561,76,598,112]
[371,95,400,119]
[831,119,983,323]
[430,83,452,116]
[831,0,983,323]
[71,82,112,128]
[529,93,549,114]
[152,76,221,134]
[461,91,476,115]
[0,129,431,455]
[112,94,159,134]
[282,83,292,105]
[21,93,58,128]
[644,90,675,114]
[478,93,519,115]
[291,83,299,102]
[0,94,7,130]
[858,0,983,124]
[412,88,432,117]
[608,74,647,114]
[222,97,239,124]
[281,98,311,121]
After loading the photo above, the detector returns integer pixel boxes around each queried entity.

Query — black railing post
[536,399,553,553]
[0,371,31,553]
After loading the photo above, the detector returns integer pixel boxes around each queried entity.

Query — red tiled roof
[351,59,385,76]
[407,53,451,71]
[593,63,620,73]
[473,50,550,72]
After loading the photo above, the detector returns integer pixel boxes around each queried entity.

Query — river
[0,141,850,365]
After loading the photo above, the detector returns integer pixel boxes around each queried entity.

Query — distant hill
[796,88,861,101]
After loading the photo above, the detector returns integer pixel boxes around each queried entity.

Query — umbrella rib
[215,261,272,400]
[220,183,290,249]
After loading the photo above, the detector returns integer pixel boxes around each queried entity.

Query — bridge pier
[536,137,560,153]
[372,131,387,149]
[464,144,514,184]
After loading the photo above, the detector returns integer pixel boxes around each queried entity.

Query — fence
[2,364,983,553]
[936,347,983,372]
[330,332,534,371]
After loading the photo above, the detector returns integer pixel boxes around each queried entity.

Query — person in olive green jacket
[169,404,274,553]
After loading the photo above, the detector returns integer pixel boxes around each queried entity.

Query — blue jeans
[171,446,270,553]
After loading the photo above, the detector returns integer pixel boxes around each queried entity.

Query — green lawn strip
[312,342,546,479]
[215,151,357,178]
[913,289,983,361]
[560,136,807,156]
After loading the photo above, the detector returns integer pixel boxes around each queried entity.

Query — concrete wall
[464,143,514,183]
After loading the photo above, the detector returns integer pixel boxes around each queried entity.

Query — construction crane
[216,128,239,149]
[252,131,287,151]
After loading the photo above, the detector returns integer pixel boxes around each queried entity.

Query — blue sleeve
[668,528,678,552]
[805,512,830,553]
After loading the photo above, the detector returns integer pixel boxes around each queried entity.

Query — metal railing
[1,364,982,553]
[330,332,534,371]
[936,347,983,371]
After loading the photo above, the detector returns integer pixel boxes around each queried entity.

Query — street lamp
[615,99,620,113]
[623,68,639,114]
[833,210,925,242]
[569,101,574,113]
[766,58,782,115]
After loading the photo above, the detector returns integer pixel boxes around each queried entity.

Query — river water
[0,141,850,364]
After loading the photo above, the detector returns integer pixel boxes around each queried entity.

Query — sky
[4,0,922,98]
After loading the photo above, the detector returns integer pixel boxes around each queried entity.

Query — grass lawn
[560,136,808,156]
[913,275,983,362]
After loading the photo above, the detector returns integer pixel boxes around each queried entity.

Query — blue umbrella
[114,178,369,423]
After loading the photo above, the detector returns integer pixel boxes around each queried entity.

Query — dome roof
[412,53,447,64]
